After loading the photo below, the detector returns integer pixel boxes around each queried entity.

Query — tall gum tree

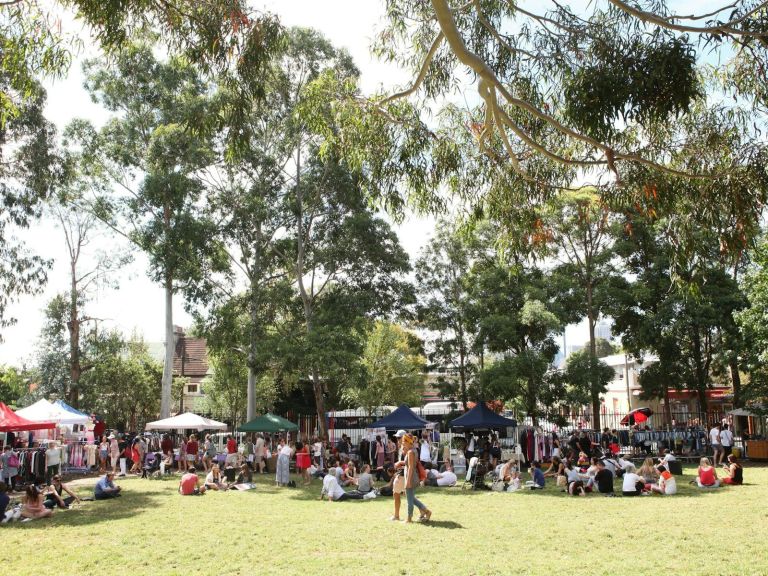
[73,42,225,417]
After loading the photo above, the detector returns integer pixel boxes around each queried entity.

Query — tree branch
[381,31,444,105]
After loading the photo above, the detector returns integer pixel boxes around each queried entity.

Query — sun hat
[394,430,407,438]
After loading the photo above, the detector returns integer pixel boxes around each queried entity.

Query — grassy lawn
[4,464,767,576]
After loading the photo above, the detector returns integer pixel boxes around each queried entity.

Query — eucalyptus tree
[71,41,227,417]
[540,188,622,428]
[414,219,481,410]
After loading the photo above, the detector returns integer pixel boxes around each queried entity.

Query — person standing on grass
[402,433,432,523]
[275,440,294,487]
[720,424,734,461]
[186,434,199,469]
[108,434,120,475]
[202,434,216,473]
[1,445,19,491]
[225,435,238,467]
[709,423,722,466]
[178,435,188,473]
[390,431,406,521]
[255,434,266,474]
[98,435,109,474]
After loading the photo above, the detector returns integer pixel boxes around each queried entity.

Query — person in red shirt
[226,435,238,467]
[179,466,205,495]
[186,435,199,467]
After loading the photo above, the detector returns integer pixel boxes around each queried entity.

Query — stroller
[141,452,162,479]
[462,457,491,490]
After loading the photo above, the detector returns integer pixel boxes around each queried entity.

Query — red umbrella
[620,407,653,426]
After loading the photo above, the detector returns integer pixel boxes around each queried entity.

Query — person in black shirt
[578,432,592,457]
[595,460,614,495]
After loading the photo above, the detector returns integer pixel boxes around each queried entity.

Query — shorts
[186,455,196,462]
[722,445,732,456]
[225,453,238,465]
[393,475,405,495]
[99,450,108,459]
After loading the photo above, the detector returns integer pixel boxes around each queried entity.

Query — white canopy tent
[145,412,227,432]
[16,399,90,426]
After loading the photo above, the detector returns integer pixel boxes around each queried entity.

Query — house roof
[173,335,209,376]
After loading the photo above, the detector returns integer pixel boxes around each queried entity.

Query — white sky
[8,0,711,365]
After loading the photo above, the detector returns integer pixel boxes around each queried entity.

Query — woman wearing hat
[402,433,432,523]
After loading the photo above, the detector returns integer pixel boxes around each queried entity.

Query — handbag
[8,452,19,468]
[417,460,427,482]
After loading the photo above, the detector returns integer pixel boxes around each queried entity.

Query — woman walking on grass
[276,440,294,487]
[402,433,431,523]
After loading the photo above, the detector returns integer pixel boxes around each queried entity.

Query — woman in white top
[622,464,645,496]
[204,465,226,491]
[650,465,677,495]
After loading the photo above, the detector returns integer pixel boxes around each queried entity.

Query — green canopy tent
[237,413,299,433]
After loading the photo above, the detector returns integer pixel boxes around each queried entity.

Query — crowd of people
[0,422,753,525]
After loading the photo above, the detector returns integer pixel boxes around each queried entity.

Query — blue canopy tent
[54,399,90,420]
[368,404,428,431]
[449,402,517,431]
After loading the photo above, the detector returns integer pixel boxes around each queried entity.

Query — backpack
[8,452,19,468]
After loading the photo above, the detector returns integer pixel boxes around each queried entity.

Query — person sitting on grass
[527,461,545,490]
[21,485,53,520]
[658,448,676,470]
[355,464,374,494]
[543,456,564,479]
[594,460,615,495]
[319,467,366,502]
[621,464,646,496]
[94,471,122,500]
[650,465,676,495]
[500,459,520,483]
[637,457,659,489]
[696,457,720,488]
[179,466,205,495]
[43,474,81,509]
[0,482,9,519]
[341,460,356,487]
[721,454,743,486]
[564,460,586,496]
[204,465,227,491]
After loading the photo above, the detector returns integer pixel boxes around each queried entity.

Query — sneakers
[363,491,377,500]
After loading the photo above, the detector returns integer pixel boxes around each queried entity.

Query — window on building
[187,384,198,394]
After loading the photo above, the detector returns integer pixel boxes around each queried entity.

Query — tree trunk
[587,284,601,430]
[160,274,174,418]
[458,327,468,410]
[293,142,328,440]
[527,377,538,425]
[691,328,708,413]
[730,358,742,408]
[68,259,81,408]
[246,225,262,422]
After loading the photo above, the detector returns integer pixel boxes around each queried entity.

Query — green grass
[4,465,768,576]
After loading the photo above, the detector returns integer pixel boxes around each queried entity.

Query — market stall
[238,414,299,473]
[145,412,228,432]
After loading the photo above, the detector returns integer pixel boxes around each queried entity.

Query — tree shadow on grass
[5,491,164,530]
